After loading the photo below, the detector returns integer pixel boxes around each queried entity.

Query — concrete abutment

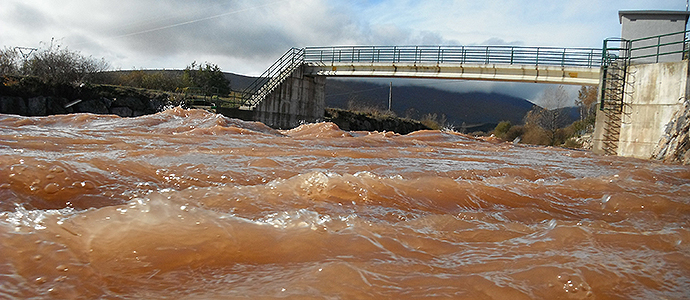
[218,66,325,129]
[593,59,690,159]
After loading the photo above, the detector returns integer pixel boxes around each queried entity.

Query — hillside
[323,79,536,132]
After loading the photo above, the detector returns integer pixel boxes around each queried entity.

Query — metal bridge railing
[241,47,304,107]
[628,29,690,63]
[303,45,604,68]
[601,38,630,66]
[602,29,690,64]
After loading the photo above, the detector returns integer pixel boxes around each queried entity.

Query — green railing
[303,45,604,68]
[241,48,304,107]
[629,29,689,63]
[601,38,630,66]
[599,30,690,111]
[604,29,690,64]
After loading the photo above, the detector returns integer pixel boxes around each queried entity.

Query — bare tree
[22,45,109,84]
[0,47,20,76]
[576,85,598,122]
[524,85,571,145]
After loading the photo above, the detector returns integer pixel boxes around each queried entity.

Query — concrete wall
[618,60,690,158]
[253,66,325,129]
[591,95,608,155]
[596,60,689,158]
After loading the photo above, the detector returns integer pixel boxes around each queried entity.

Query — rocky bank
[0,76,175,117]
[1,77,430,135]
[325,108,429,134]
[652,99,690,164]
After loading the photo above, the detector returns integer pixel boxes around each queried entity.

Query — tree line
[0,44,230,96]
[493,85,598,147]
[1,45,109,84]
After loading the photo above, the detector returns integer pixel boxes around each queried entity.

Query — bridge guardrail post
[485,47,489,64]
[588,49,592,67]
[656,36,661,63]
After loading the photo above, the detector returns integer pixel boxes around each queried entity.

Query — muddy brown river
[1,108,689,299]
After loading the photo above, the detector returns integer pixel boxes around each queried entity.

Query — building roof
[619,10,690,23]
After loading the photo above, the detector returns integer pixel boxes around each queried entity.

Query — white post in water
[388,82,392,111]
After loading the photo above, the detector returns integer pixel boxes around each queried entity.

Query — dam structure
[218,10,690,161]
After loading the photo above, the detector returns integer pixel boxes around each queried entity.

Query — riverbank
[324,108,429,134]
[0,76,430,134]
[0,76,177,117]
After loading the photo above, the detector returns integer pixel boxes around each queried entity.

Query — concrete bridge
[218,45,605,129]
[302,46,602,86]
[217,13,690,162]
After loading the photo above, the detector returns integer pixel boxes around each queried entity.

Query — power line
[108,0,290,40]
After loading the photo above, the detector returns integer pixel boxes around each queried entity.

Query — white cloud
[1,0,687,101]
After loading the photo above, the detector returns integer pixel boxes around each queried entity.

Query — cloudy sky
[1,0,687,104]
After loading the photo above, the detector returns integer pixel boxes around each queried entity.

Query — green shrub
[182,62,230,95]
[520,125,551,145]
[493,120,512,139]
[564,138,583,148]
[420,113,446,130]
[505,125,525,142]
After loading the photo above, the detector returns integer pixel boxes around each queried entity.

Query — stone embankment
[0,78,429,134]
[0,77,175,117]
[325,108,429,134]
[0,94,171,117]
[652,99,690,164]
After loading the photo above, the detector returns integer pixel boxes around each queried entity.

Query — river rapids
[0,108,689,299]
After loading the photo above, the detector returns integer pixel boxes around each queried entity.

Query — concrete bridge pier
[218,66,326,129]
[254,66,325,129]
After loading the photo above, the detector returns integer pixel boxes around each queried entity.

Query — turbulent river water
[0,108,689,299]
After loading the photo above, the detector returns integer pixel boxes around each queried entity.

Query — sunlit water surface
[1,108,689,299]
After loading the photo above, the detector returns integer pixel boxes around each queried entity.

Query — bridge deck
[301,45,602,85]
[237,45,606,108]
[304,62,600,85]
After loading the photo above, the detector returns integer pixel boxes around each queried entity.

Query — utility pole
[14,47,37,61]
[388,82,392,111]
[14,47,37,72]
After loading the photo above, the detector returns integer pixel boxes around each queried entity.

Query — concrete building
[619,10,690,63]
[593,10,690,159]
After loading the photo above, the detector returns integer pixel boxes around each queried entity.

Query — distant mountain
[563,106,581,123]
[223,72,255,91]
[229,73,546,132]
[322,79,536,131]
